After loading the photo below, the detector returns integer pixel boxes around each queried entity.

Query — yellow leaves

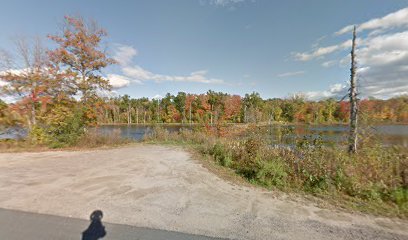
[41,103,74,127]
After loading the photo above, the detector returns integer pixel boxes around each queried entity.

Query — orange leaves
[48,15,116,102]
[223,95,241,121]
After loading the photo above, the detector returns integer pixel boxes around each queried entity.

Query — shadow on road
[82,210,106,240]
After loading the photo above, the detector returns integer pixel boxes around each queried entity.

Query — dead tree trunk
[210,105,213,126]
[127,103,130,125]
[143,110,146,124]
[136,108,139,124]
[348,26,358,153]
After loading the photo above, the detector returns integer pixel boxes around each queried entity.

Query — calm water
[262,124,408,147]
[1,124,407,147]
[95,124,408,147]
[94,125,185,140]
[0,127,27,140]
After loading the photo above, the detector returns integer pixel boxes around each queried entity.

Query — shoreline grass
[0,129,134,152]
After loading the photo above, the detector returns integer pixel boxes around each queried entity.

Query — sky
[1,0,408,100]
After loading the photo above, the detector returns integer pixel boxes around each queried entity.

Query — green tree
[243,92,263,123]
[174,92,186,124]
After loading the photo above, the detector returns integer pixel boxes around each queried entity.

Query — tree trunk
[127,104,131,125]
[244,105,247,123]
[210,105,213,126]
[143,110,146,124]
[157,100,160,123]
[136,108,139,124]
[348,26,358,154]
[189,103,192,125]
[31,102,36,127]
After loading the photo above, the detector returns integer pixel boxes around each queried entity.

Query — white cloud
[336,7,408,35]
[200,0,254,10]
[292,7,408,99]
[335,25,355,36]
[311,36,327,48]
[122,65,224,84]
[293,40,352,61]
[277,71,305,78]
[0,68,134,92]
[302,83,348,101]
[208,0,245,7]
[302,31,408,99]
[106,74,137,89]
[152,94,163,100]
[321,60,337,68]
[112,44,224,86]
[113,44,138,65]
[355,31,408,98]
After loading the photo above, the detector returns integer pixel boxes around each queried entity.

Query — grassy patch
[0,128,133,152]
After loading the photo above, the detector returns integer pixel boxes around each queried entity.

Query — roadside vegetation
[0,129,131,152]
[144,125,408,218]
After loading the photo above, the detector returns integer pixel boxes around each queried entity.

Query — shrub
[29,106,86,148]
[29,125,48,145]
[256,158,288,188]
[76,128,131,148]
[211,142,233,167]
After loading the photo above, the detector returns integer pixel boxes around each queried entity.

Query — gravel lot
[0,145,407,240]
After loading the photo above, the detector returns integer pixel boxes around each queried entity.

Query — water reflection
[1,124,407,147]
[0,127,27,140]
[95,124,408,147]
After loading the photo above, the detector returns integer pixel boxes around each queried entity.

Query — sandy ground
[0,145,407,240]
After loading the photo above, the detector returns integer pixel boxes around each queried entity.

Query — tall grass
[75,128,132,148]
[0,128,133,151]
[144,125,408,218]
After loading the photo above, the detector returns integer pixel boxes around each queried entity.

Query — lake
[1,124,407,147]
[95,124,408,147]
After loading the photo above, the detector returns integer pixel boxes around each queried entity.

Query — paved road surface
[0,208,225,240]
[0,145,407,240]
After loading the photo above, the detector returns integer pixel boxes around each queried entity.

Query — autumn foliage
[0,15,116,146]
[95,92,408,125]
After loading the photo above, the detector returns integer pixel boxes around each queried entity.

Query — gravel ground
[0,145,407,240]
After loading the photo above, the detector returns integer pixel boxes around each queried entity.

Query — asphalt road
[0,208,226,240]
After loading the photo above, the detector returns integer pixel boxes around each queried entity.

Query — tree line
[90,92,407,125]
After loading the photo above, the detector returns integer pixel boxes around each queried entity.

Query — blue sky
[1,0,408,99]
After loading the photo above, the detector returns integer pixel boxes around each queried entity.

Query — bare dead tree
[127,102,131,125]
[348,26,358,153]
[136,107,139,124]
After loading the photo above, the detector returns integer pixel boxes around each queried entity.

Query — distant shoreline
[96,122,408,127]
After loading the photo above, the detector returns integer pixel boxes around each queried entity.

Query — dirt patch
[0,144,407,240]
